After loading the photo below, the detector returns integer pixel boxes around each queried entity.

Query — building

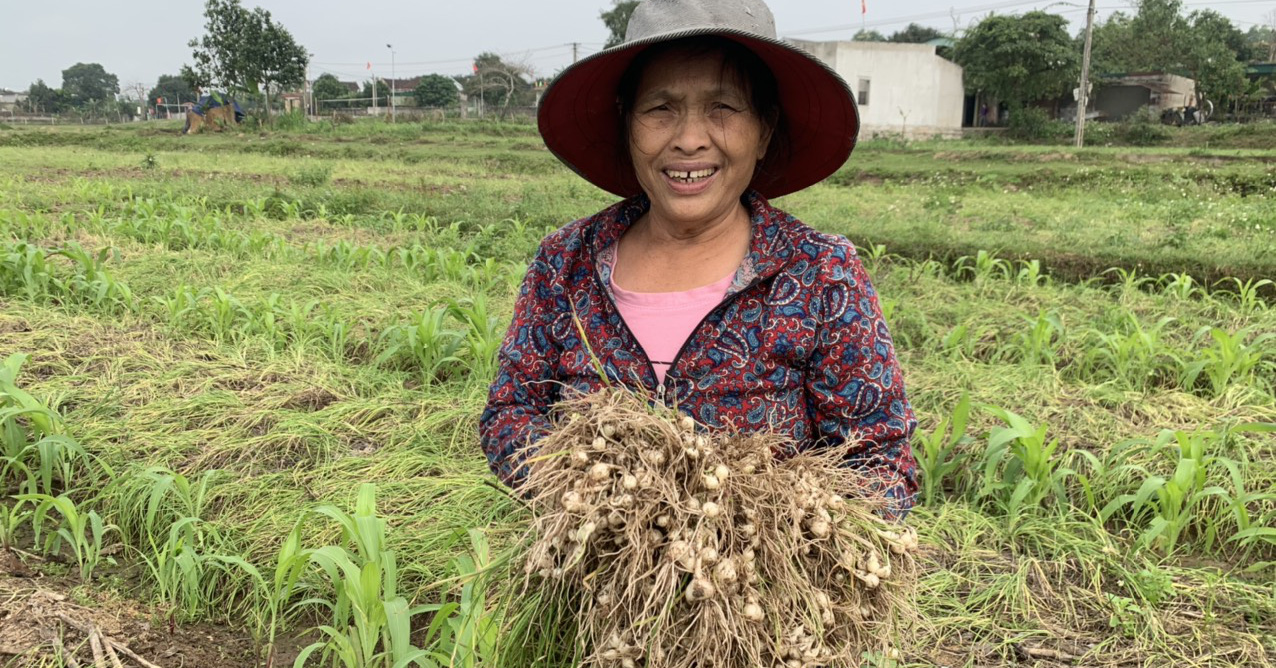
[1093,73,1198,121]
[787,39,965,138]
[0,88,28,112]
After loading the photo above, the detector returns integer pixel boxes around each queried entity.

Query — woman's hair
[616,35,790,191]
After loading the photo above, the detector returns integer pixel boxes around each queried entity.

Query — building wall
[788,39,964,138]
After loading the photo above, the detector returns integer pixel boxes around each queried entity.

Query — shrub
[1114,107,1170,146]
[288,163,333,187]
[1006,106,1064,142]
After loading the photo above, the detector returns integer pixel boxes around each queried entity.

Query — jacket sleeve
[804,244,918,521]
[479,242,561,488]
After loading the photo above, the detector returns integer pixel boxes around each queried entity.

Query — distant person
[480,0,918,519]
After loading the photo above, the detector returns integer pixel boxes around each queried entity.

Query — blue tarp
[191,92,245,122]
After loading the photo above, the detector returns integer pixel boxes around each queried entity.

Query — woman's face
[628,48,772,229]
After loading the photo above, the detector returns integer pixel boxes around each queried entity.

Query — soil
[0,549,309,668]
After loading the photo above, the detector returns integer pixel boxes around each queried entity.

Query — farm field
[0,119,1274,667]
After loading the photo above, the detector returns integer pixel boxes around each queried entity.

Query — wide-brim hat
[537,0,859,199]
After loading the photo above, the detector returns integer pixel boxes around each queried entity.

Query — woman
[480,0,917,519]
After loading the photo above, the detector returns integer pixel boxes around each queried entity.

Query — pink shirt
[611,270,735,385]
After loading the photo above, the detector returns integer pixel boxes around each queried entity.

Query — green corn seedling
[375,307,465,384]
[294,483,436,668]
[20,493,117,581]
[914,392,973,505]
[1181,326,1274,399]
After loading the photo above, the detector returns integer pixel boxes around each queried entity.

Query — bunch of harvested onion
[512,389,919,668]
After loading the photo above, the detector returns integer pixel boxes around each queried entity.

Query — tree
[183,0,308,119]
[414,74,459,108]
[463,52,534,118]
[1244,22,1276,63]
[362,79,390,107]
[148,74,194,107]
[953,11,1078,108]
[1090,1,1250,109]
[312,73,351,109]
[888,23,944,43]
[601,1,640,49]
[1184,10,1249,104]
[61,63,119,108]
[22,80,62,114]
[852,29,887,42]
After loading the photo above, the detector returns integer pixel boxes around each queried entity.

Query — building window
[857,78,870,106]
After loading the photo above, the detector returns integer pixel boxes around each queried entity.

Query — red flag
[366,61,372,70]
[861,0,866,14]
[473,62,479,74]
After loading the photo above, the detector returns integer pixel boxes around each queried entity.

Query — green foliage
[600,0,640,48]
[888,23,945,44]
[1006,106,1064,141]
[1114,107,1171,146]
[1,353,95,497]
[22,79,63,114]
[20,493,117,581]
[314,73,355,109]
[914,393,973,506]
[462,53,535,118]
[148,74,195,107]
[954,11,1078,107]
[853,29,888,42]
[289,162,334,187]
[1090,1,1249,106]
[414,74,460,108]
[293,483,433,668]
[61,62,120,108]
[184,0,309,118]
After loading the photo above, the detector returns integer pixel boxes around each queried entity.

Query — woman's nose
[671,111,711,153]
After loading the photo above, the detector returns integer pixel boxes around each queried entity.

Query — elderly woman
[480,0,917,519]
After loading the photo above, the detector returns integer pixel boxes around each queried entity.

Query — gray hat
[537,0,860,199]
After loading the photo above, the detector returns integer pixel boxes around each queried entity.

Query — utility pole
[572,42,579,63]
[387,44,396,122]
[1074,0,1096,148]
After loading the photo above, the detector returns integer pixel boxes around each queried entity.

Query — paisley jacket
[479,190,918,519]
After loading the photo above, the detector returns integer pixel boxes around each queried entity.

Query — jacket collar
[586,189,795,284]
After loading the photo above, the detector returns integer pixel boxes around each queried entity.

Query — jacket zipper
[658,278,760,406]
[590,265,762,407]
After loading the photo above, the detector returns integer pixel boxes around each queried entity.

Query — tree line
[953,0,1275,115]
[599,0,1276,118]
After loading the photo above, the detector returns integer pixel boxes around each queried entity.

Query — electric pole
[387,44,396,122]
[572,42,579,63]
[1074,0,1096,148]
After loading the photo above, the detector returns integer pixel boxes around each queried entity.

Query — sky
[3,0,1273,96]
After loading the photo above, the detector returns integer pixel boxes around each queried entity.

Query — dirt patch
[0,564,309,668]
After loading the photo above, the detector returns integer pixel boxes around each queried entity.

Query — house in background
[0,88,28,112]
[1092,73,1197,121]
[787,39,965,138]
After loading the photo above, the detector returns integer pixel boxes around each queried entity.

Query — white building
[787,40,965,139]
[0,88,28,112]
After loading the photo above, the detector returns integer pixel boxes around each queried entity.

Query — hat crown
[625,0,777,43]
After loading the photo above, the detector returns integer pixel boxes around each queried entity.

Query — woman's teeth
[664,168,716,183]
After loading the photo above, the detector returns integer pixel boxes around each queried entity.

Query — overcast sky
[3,0,1273,95]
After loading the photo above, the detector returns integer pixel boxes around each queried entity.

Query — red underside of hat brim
[538,29,860,200]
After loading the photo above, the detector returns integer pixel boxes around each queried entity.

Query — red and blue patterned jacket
[480,190,918,519]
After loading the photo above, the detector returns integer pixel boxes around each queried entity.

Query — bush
[1114,107,1170,146]
[273,110,308,131]
[288,162,333,187]
[1006,106,1066,142]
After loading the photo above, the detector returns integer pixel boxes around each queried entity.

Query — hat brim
[537,29,859,199]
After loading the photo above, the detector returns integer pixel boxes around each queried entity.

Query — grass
[0,119,1273,667]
